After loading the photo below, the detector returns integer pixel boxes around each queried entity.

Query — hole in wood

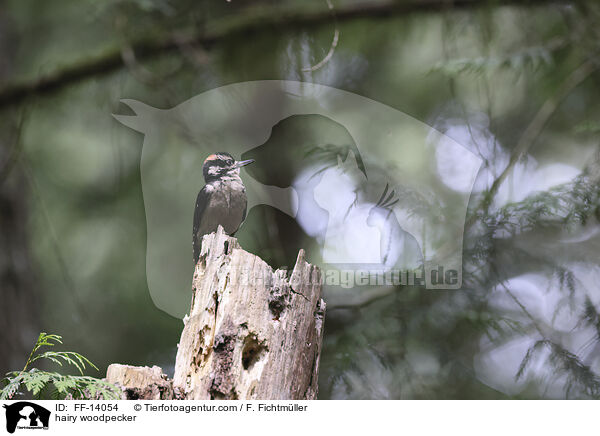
[269,286,288,320]
[241,335,267,370]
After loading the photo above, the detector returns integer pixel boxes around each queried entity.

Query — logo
[3,402,50,433]
[114,81,482,317]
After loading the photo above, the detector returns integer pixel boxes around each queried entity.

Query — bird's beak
[235,159,255,168]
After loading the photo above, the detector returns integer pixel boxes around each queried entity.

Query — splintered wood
[173,226,325,400]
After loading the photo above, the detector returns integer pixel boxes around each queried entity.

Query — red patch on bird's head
[204,154,218,164]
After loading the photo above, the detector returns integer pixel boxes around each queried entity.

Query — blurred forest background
[1,0,600,399]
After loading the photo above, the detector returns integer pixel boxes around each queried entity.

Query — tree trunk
[0,11,40,376]
[106,226,326,400]
[174,226,325,400]
[0,133,40,375]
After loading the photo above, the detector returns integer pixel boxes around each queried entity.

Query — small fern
[0,332,120,400]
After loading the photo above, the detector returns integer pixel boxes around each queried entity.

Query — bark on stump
[105,364,176,400]
[105,226,325,400]
[173,226,325,400]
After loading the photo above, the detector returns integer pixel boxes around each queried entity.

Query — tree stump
[173,226,326,400]
[105,364,176,399]
[105,227,326,400]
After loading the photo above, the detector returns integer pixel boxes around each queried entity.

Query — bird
[193,152,254,263]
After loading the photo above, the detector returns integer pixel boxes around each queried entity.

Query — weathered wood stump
[106,226,325,400]
[174,226,325,399]
[105,364,176,400]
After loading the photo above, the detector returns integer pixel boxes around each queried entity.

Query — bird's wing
[193,187,210,264]
[241,200,247,223]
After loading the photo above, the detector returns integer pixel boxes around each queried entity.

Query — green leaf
[1,331,116,400]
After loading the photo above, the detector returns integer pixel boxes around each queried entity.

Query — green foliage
[462,166,600,398]
[0,333,120,400]
[431,46,554,77]
[490,173,599,234]
[517,340,600,399]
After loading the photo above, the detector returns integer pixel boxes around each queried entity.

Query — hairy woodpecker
[193,152,254,263]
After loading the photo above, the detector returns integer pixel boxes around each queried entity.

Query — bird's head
[202,152,254,182]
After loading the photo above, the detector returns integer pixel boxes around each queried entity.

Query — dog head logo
[3,402,50,433]
[114,80,482,317]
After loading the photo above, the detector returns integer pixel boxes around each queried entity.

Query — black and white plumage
[193,152,254,263]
